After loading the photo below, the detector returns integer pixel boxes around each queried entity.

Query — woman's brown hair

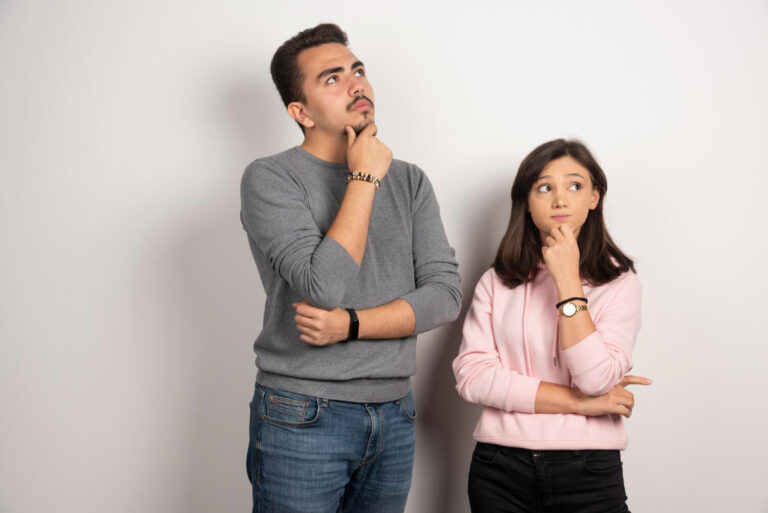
[493,139,635,288]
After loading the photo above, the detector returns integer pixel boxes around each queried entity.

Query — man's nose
[348,77,365,97]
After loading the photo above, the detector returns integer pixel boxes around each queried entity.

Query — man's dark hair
[271,23,349,132]
[493,139,636,288]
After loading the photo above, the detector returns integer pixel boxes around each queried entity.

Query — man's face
[294,43,375,135]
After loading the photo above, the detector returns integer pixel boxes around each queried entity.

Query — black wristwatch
[345,308,359,341]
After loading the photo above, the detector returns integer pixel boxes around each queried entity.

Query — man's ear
[287,102,315,129]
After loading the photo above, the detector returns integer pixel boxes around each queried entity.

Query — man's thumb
[345,126,356,148]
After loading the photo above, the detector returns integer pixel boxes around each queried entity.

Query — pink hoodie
[452,266,641,450]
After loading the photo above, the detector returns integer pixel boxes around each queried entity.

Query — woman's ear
[590,187,600,210]
[287,102,315,129]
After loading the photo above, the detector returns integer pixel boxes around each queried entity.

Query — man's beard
[349,116,373,136]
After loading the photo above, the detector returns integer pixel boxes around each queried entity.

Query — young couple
[240,23,651,513]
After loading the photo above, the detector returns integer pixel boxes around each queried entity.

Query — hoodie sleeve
[559,272,642,396]
[452,270,541,414]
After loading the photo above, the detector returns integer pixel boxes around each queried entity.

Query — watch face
[562,303,577,317]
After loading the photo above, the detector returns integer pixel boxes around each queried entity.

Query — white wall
[2,1,767,512]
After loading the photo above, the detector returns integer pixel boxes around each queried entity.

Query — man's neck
[300,131,347,164]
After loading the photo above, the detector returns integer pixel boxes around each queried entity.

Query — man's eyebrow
[317,67,344,81]
[316,61,365,81]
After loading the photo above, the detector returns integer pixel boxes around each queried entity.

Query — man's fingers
[359,122,377,138]
[345,126,356,148]
[620,375,653,387]
[294,302,319,318]
[294,314,316,329]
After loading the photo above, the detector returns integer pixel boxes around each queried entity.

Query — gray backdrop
[2,1,767,512]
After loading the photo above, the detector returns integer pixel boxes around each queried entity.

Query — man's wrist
[346,171,381,190]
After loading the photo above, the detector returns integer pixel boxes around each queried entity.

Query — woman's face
[527,156,600,241]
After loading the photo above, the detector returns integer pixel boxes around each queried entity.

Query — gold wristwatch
[558,302,588,317]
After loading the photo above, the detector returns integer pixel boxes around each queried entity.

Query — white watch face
[562,303,577,316]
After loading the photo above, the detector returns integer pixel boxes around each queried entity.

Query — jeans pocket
[261,387,321,427]
[397,390,417,421]
[583,450,623,474]
[472,442,499,465]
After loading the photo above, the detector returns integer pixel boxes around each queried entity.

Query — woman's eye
[537,184,551,193]
[569,183,582,191]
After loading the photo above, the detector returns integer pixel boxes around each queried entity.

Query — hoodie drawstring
[522,281,535,375]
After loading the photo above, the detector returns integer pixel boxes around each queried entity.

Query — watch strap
[345,308,359,341]
[555,296,588,310]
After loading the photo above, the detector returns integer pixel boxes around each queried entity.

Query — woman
[453,139,651,512]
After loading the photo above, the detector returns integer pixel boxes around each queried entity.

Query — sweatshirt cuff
[560,331,609,376]
[505,374,541,414]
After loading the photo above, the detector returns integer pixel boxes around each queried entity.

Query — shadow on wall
[167,78,288,513]
[414,180,511,513]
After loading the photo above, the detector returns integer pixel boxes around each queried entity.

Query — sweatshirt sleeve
[398,170,462,334]
[240,161,360,309]
[452,270,541,414]
[559,272,642,396]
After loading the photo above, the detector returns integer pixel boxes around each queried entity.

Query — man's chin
[349,116,374,136]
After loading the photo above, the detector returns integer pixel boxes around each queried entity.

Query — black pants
[468,443,630,513]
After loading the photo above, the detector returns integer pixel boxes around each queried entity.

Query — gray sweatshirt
[240,146,461,402]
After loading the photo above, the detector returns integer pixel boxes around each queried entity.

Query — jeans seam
[256,389,264,513]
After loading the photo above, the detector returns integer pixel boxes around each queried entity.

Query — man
[241,23,461,513]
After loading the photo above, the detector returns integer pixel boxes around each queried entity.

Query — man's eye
[354,69,365,76]
[326,76,337,84]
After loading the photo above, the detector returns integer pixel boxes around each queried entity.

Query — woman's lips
[551,215,570,221]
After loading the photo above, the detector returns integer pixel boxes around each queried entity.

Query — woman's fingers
[620,375,653,386]
[617,404,632,418]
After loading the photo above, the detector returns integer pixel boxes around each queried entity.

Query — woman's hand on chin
[542,223,582,294]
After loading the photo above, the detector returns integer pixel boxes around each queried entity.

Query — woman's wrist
[555,277,585,302]
[570,389,588,415]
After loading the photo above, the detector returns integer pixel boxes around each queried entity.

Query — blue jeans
[246,384,416,513]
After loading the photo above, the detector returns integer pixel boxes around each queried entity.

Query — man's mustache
[347,95,374,111]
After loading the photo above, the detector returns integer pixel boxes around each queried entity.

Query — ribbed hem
[256,370,411,403]
[473,436,628,451]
